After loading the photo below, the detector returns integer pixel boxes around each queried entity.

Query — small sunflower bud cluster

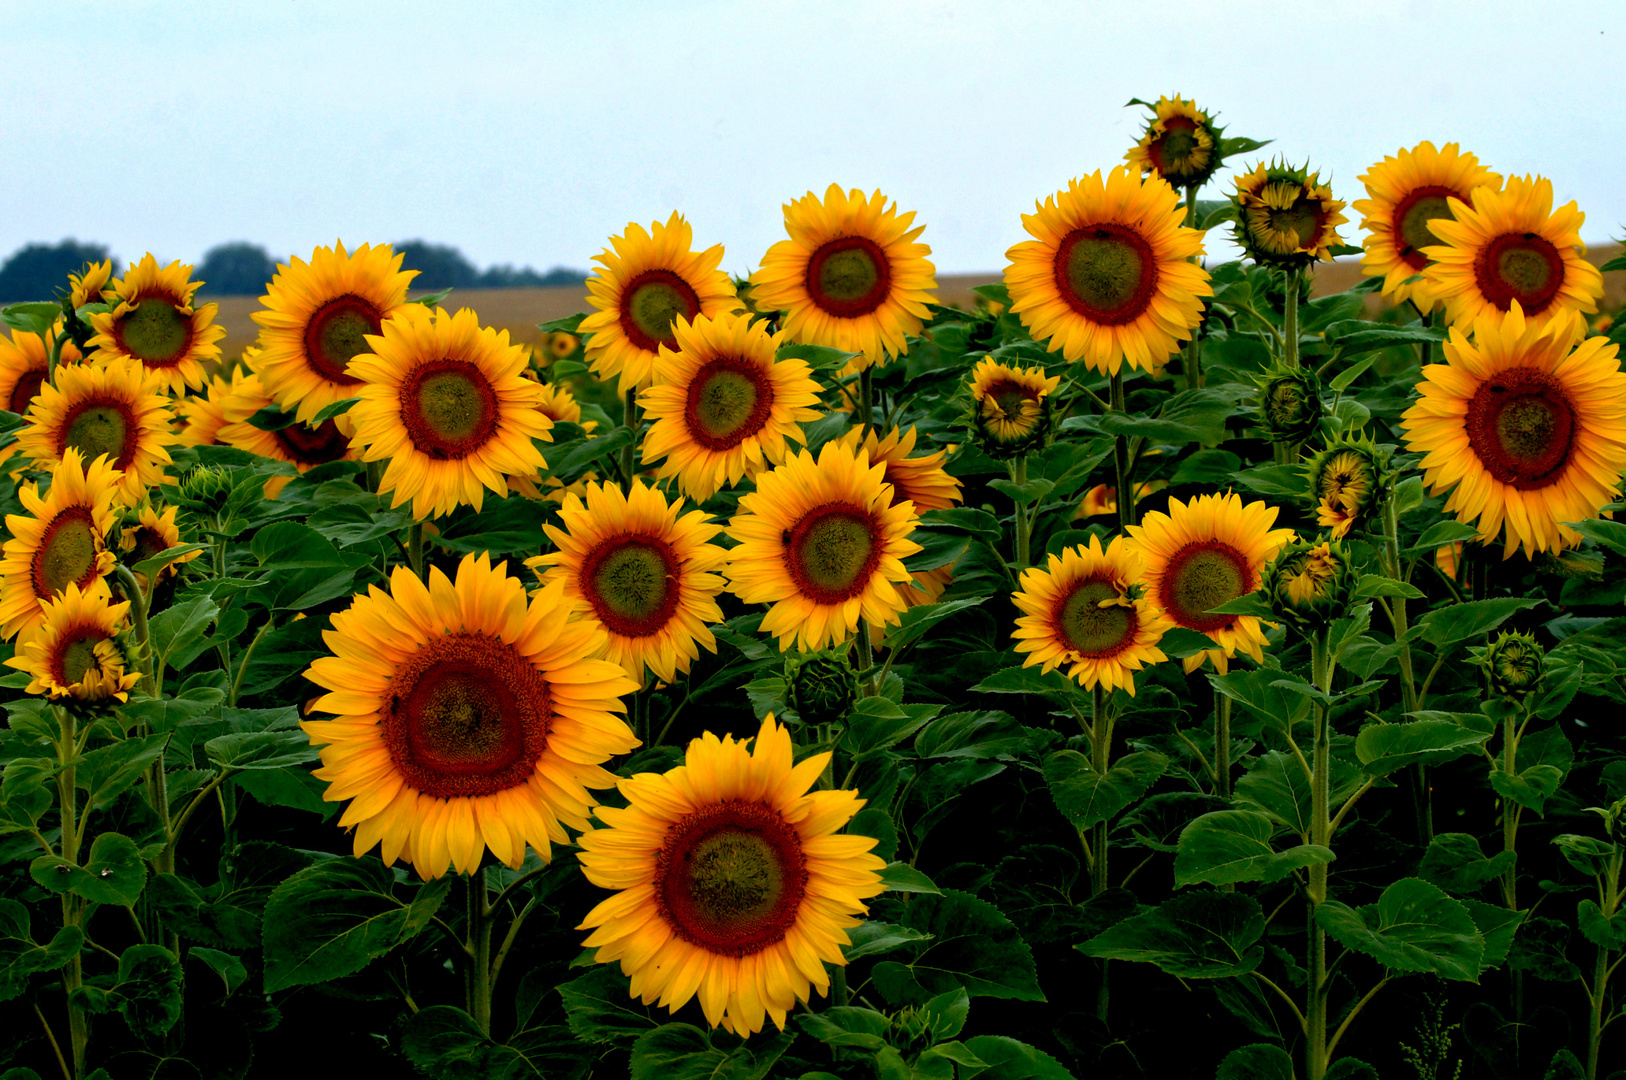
[1480,630,1544,701]
[1255,363,1324,444]
[784,648,861,725]
[1304,435,1392,539]
[1262,537,1361,628]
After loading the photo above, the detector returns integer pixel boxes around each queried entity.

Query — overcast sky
[2,0,1622,277]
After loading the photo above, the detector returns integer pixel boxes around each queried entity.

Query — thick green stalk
[53,706,87,1076]
[1011,456,1032,570]
[1587,848,1620,1080]
[113,565,156,699]
[619,388,638,493]
[1306,630,1332,1080]
[1379,496,1429,843]
[1091,684,1111,1025]
[1109,373,1134,533]
[1501,705,1525,910]
[859,367,875,438]
[1214,693,1232,799]
[1284,267,1302,371]
[468,866,493,1037]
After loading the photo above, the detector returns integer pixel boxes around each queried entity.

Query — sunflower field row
[2,95,1626,1080]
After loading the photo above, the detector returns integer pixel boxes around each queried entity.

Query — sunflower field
[3,96,1626,1080]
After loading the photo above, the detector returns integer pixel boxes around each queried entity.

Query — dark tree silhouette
[0,239,113,304]
[393,240,481,290]
[196,242,277,296]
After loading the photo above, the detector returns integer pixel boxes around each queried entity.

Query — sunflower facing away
[726,440,923,652]
[967,357,1060,457]
[68,260,114,310]
[120,503,199,588]
[750,185,937,371]
[1421,174,1604,335]
[0,329,82,419]
[1232,161,1349,267]
[16,358,175,506]
[1401,304,1626,559]
[639,311,823,501]
[6,581,139,703]
[1352,141,1502,310]
[347,306,552,519]
[1126,492,1295,673]
[213,369,357,480]
[0,448,121,640]
[1012,536,1172,695]
[838,425,963,610]
[1125,96,1221,189]
[579,213,739,394]
[252,241,419,423]
[531,480,728,687]
[302,554,640,879]
[84,254,225,394]
[577,713,886,1037]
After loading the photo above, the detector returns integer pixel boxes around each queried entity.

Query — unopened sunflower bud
[1231,159,1349,268]
[1305,436,1390,538]
[1482,630,1543,700]
[177,464,233,511]
[1263,537,1359,628]
[784,648,860,726]
[1257,364,1323,444]
[1125,96,1223,189]
[965,356,1058,459]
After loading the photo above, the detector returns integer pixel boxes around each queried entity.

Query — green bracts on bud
[784,648,860,725]
[1481,630,1544,701]
[176,464,234,512]
[1262,537,1360,629]
[1256,363,1323,444]
[1304,434,1391,539]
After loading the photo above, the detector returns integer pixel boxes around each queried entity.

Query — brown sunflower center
[1392,185,1460,270]
[8,370,45,415]
[580,535,681,638]
[1266,189,1328,252]
[272,418,352,467]
[56,631,103,686]
[126,525,169,566]
[1161,541,1250,633]
[380,631,552,799]
[113,300,192,367]
[32,508,100,599]
[619,270,702,353]
[655,800,809,957]
[400,360,500,460]
[806,235,892,318]
[1148,117,1206,180]
[1054,223,1158,325]
[985,379,1037,418]
[684,358,775,450]
[60,399,135,470]
[1464,366,1576,490]
[785,503,884,605]
[1056,578,1136,657]
[302,294,381,385]
[1475,233,1565,314]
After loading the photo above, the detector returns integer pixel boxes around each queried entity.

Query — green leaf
[1353,574,1425,600]
[1418,833,1517,895]
[1416,597,1541,648]
[1356,714,1493,775]
[78,733,171,810]
[30,832,147,907]
[958,1036,1077,1079]
[1080,890,1265,978]
[971,666,1080,701]
[1572,518,1626,557]
[1206,591,1274,618]
[878,862,940,895]
[1462,900,1521,974]
[1408,519,1484,554]
[1042,750,1168,830]
[1218,135,1271,157]
[903,530,970,574]
[189,947,247,996]
[110,944,184,1039]
[879,597,986,654]
[400,1005,551,1079]
[0,900,82,1004]
[261,859,453,992]
[842,921,932,962]
[989,477,1056,505]
[246,405,299,432]
[1315,877,1484,981]
[557,965,657,1044]
[1600,254,1626,273]
[629,1024,794,1080]
[538,312,586,334]
[204,731,319,771]
[798,1005,891,1050]
[873,890,1044,1002]
[1173,810,1333,888]
[1578,900,1626,951]
[148,595,221,675]
[309,397,359,424]
[1553,833,1616,877]
[1327,355,1376,391]
[545,425,635,483]
[1082,386,1241,446]
[1,302,62,337]
[1216,1043,1294,1080]
[131,543,206,583]
[1489,724,1572,813]
[1233,463,1306,498]
[1322,319,1447,358]
[775,341,861,372]
[918,506,1001,540]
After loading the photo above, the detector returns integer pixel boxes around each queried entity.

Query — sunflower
[838,425,962,613]
[579,213,738,394]
[966,357,1059,457]
[1005,167,1211,375]
[1305,437,1386,540]
[251,241,419,423]
[534,378,597,433]
[0,328,82,417]
[640,312,823,501]
[1352,142,1501,309]
[215,370,358,477]
[531,480,728,687]
[1421,174,1604,335]
[5,580,139,703]
[120,503,199,588]
[577,713,885,1037]
[1126,492,1295,673]
[177,363,256,448]
[549,332,579,358]
[1012,536,1172,695]
[0,448,121,641]
[83,255,224,394]
[1125,96,1221,189]
[1232,161,1349,268]
[301,554,639,879]
[726,441,922,651]
[1400,304,1626,558]
[16,358,175,506]
[347,306,552,519]
[750,185,936,371]
[68,260,114,310]
[1073,481,1163,521]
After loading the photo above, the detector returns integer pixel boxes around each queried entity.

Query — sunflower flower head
[1232,161,1349,268]
[784,648,860,725]
[1478,630,1544,701]
[5,580,140,707]
[0,447,122,641]
[120,503,200,590]
[1256,362,1324,444]
[1262,538,1359,629]
[965,356,1059,458]
[1304,434,1390,539]
[1124,95,1223,189]
[69,259,114,310]
[84,254,225,394]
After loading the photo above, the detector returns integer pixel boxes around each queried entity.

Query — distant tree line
[0,239,586,302]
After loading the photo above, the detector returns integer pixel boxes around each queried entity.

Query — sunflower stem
[1306,627,1333,1080]
[1213,692,1232,799]
[114,564,156,699]
[468,865,494,1037]
[230,616,274,708]
[859,367,875,438]
[1283,267,1302,372]
[51,705,89,1076]
[1091,683,1111,1025]
[619,388,638,493]
[1501,701,1529,911]
[1010,456,1032,569]
[407,521,425,579]
[1380,494,1428,843]
[1109,373,1135,532]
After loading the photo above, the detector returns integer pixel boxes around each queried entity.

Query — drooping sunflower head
[120,503,199,589]
[1478,629,1544,700]
[1005,166,1212,375]
[1352,141,1502,309]
[1125,95,1221,188]
[16,357,175,505]
[1126,492,1295,674]
[213,369,357,479]
[784,648,861,725]
[5,580,139,705]
[250,241,419,423]
[578,212,739,393]
[1011,535,1172,695]
[84,254,225,394]
[1262,537,1360,629]
[1305,434,1389,538]
[533,378,593,432]
[69,259,114,310]
[726,440,923,652]
[1256,362,1324,444]
[302,554,639,879]
[750,185,937,371]
[346,305,553,519]
[965,356,1059,458]
[1401,304,1626,559]
[0,447,122,641]
[838,425,962,514]
[1232,161,1349,268]
[533,479,729,687]
[1421,174,1603,335]
[577,713,886,1037]
[639,311,824,501]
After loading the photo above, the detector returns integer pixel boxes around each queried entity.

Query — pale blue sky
[2,0,1621,276]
